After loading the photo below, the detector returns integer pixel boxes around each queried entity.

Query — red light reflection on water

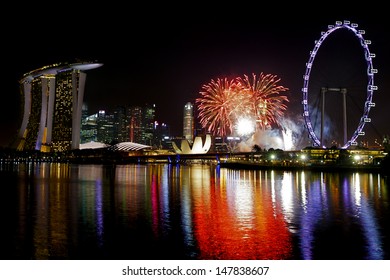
[192,169,293,260]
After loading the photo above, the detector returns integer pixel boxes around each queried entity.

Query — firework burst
[196,77,245,137]
[238,73,289,130]
[196,73,289,137]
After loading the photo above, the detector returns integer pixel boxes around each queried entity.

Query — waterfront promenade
[1,147,389,175]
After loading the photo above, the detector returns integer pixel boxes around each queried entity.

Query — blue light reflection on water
[352,173,384,259]
[0,162,389,260]
[299,173,323,260]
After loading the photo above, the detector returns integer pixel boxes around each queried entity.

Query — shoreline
[219,160,385,173]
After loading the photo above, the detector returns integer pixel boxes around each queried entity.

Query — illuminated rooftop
[109,142,152,151]
[19,61,103,83]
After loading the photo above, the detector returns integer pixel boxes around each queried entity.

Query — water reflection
[0,162,389,260]
[192,168,293,259]
[295,172,387,259]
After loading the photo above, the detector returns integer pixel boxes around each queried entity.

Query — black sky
[1,6,389,148]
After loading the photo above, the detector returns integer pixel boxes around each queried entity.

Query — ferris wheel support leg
[342,88,348,145]
[321,87,326,147]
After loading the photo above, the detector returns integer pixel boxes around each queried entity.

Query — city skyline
[2,10,389,148]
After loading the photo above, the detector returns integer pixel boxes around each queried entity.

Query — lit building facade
[128,106,143,144]
[80,112,98,144]
[15,61,102,152]
[96,110,114,144]
[113,105,129,143]
[183,102,194,143]
[142,104,156,146]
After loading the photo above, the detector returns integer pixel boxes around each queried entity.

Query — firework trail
[196,73,289,137]
[238,73,289,130]
[196,77,247,137]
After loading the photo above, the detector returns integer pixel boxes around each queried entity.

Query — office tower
[183,102,194,143]
[128,106,143,143]
[113,105,128,142]
[154,122,171,149]
[80,103,98,143]
[142,103,155,145]
[15,61,102,152]
[97,110,114,144]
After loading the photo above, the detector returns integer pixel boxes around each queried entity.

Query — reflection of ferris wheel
[302,20,377,149]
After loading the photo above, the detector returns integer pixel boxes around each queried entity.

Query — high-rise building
[154,121,171,149]
[142,103,156,146]
[14,61,102,152]
[113,105,129,142]
[80,103,98,143]
[183,102,194,143]
[97,110,115,144]
[128,106,143,143]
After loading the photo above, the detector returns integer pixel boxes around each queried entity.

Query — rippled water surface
[0,162,389,260]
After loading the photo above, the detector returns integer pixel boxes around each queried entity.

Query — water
[0,162,389,260]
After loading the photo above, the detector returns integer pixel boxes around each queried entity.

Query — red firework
[196,73,289,137]
[238,73,289,130]
[196,77,242,137]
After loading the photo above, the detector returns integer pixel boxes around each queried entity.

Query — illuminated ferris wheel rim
[301,20,377,149]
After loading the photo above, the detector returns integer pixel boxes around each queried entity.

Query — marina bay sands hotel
[14,61,103,152]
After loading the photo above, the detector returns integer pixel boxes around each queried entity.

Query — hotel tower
[15,61,103,152]
[183,102,194,143]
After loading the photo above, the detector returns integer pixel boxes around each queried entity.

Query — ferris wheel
[302,20,377,149]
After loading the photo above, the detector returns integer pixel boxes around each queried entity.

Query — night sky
[2,6,389,148]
